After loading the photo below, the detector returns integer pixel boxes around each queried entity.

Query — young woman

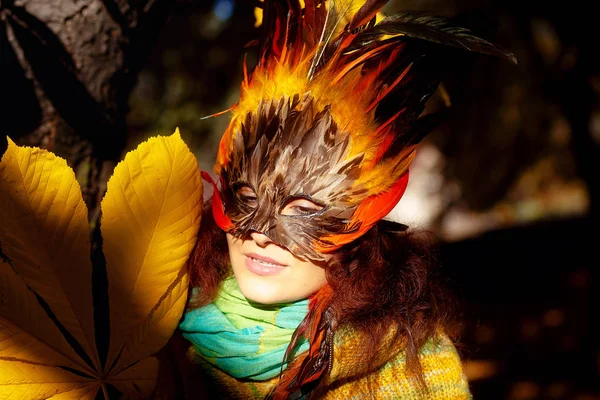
[175,1,514,398]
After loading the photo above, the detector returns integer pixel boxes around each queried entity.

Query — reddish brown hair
[187,202,231,308]
[187,202,457,393]
[324,219,457,382]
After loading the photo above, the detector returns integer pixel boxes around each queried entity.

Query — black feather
[382,111,447,162]
[348,11,517,63]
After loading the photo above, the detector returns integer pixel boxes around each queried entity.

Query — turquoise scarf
[180,277,310,381]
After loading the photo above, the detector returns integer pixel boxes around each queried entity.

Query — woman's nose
[250,231,273,247]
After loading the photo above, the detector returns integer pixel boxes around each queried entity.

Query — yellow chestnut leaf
[0,129,202,399]
[102,129,202,374]
[0,317,96,399]
[45,384,102,400]
[0,259,92,375]
[0,139,99,371]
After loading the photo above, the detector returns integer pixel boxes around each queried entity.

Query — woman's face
[227,232,328,304]
[225,190,329,304]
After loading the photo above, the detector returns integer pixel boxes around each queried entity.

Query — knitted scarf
[180,277,310,380]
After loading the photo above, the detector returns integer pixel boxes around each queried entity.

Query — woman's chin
[236,274,289,305]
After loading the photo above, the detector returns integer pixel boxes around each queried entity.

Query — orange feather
[315,172,409,252]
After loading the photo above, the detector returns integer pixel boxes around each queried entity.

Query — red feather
[201,171,234,231]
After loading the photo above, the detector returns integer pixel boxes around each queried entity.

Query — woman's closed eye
[281,197,324,216]
[236,186,258,208]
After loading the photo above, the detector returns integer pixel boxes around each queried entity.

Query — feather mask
[207,0,515,261]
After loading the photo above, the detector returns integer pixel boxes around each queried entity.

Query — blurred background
[2,0,598,398]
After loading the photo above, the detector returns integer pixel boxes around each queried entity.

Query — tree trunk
[0,0,172,224]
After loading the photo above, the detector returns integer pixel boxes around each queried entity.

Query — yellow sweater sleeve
[324,334,472,399]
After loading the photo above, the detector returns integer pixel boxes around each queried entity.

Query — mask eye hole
[281,196,324,216]
[235,185,258,208]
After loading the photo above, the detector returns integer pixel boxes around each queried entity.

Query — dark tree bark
[0,0,174,223]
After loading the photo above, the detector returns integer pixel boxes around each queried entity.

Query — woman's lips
[245,253,286,276]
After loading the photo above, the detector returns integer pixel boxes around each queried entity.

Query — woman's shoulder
[324,329,472,399]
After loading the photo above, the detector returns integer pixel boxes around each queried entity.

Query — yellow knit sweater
[181,329,472,399]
